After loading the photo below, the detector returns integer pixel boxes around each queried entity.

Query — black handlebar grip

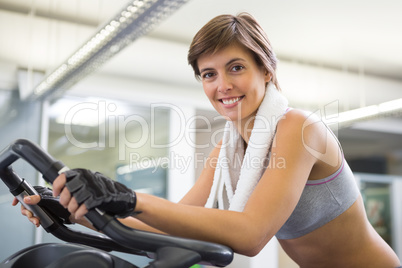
[0,139,68,183]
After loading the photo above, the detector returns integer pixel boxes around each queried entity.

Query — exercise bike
[0,139,233,268]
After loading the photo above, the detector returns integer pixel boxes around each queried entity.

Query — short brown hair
[187,12,280,90]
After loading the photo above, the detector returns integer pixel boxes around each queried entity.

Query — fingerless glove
[34,185,72,224]
[64,169,137,218]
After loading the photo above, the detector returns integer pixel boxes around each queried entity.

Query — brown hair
[187,12,280,90]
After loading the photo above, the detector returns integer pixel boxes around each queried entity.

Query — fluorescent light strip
[336,98,402,124]
[378,98,402,112]
[32,0,189,99]
[338,105,379,123]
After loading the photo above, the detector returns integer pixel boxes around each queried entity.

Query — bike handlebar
[0,139,233,267]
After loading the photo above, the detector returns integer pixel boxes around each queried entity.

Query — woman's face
[197,44,271,126]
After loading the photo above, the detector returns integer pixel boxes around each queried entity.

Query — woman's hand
[12,195,41,227]
[53,169,138,220]
[12,185,75,227]
[53,173,88,219]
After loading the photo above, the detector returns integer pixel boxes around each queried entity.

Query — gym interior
[0,1,401,267]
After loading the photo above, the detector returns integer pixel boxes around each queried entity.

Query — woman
[16,13,400,267]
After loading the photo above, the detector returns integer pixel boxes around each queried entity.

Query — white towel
[205,82,289,212]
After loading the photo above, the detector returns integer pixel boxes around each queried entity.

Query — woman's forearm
[134,193,266,256]
[119,215,166,234]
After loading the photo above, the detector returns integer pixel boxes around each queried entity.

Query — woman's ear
[264,71,272,83]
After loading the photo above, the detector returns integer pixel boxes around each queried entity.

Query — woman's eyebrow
[226,58,246,67]
[200,67,214,74]
[200,58,246,74]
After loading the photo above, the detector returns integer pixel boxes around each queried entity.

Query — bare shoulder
[277,108,342,171]
[275,108,325,145]
[278,109,322,130]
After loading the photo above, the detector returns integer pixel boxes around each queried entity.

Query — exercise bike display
[0,139,234,268]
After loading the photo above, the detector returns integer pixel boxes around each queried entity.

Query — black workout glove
[34,185,73,224]
[64,169,137,218]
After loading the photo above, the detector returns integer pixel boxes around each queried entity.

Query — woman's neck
[233,117,255,145]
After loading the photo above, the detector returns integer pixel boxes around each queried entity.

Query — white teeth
[222,97,240,105]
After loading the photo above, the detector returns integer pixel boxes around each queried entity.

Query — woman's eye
[202,72,215,79]
[231,65,244,72]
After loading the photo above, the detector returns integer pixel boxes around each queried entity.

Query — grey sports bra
[275,158,360,240]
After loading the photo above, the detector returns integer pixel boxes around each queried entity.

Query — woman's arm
[132,110,323,256]
[178,140,221,206]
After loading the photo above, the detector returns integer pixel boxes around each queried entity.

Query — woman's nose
[217,74,232,93]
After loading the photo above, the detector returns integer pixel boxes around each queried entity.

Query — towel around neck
[205,82,289,211]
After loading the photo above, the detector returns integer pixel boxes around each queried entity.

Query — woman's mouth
[220,96,244,105]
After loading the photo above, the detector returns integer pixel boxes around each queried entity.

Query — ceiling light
[335,98,402,126]
[338,105,379,123]
[31,0,189,100]
[378,98,402,113]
